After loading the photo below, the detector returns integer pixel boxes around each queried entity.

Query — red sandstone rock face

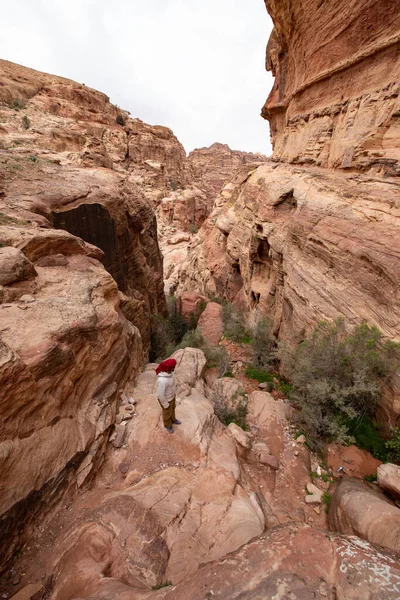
[262,0,400,175]
[188,142,267,211]
[156,145,267,294]
[0,59,172,571]
[197,302,224,346]
[329,477,400,554]
[179,158,400,418]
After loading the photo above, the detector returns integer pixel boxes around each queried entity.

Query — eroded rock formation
[178,0,400,420]
[263,0,400,176]
[0,59,173,570]
[5,348,400,599]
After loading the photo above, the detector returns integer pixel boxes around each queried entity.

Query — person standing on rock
[156,358,181,434]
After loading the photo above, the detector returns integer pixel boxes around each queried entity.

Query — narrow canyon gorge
[0,0,400,598]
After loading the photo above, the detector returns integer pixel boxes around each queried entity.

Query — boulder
[176,291,208,320]
[305,482,323,504]
[377,463,400,499]
[171,347,207,397]
[253,442,278,470]
[162,525,400,600]
[197,302,224,346]
[212,377,247,416]
[329,477,400,554]
[259,381,273,391]
[227,423,252,449]
[0,247,36,286]
[112,424,127,449]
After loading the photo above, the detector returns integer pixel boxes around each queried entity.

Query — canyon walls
[179,1,400,421]
[0,59,179,569]
[263,0,400,176]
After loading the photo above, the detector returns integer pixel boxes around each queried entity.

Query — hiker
[156,358,181,433]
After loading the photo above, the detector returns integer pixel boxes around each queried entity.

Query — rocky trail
[3,348,400,599]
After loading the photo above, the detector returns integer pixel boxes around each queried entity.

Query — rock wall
[262,0,400,175]
[0,59,173,570]
[188,142,266,211]
[178,2,400,421]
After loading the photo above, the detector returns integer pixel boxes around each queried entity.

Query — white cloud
[0,0,273,154]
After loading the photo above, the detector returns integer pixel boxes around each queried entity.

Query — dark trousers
[158,397,176,428]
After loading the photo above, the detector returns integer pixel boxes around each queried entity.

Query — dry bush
[289,319,400,451]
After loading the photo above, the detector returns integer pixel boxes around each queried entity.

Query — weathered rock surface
[196,301,224,346]
[263,0,400,176]
[176,291,208,321]
[0,251,142,570]
[4,349,400,600]
[0,246,36,285]
[157,147,267,295]
[378,463,400,499]
[0,59,169,571]
[329,477,400,554]
[178,161,400,415]
[188,142,267,210]
[164,526,400,600]
[38,349,266,597]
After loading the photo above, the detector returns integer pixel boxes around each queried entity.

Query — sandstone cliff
[0,59,180,570]
[262,0,400,176]
[178,1,400,420]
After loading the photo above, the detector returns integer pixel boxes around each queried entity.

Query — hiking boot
[173,419,182,425]
[166,426,174,434]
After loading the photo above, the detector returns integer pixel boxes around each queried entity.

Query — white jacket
[157,372,176,408]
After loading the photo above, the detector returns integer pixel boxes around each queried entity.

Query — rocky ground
[2,347,400,599]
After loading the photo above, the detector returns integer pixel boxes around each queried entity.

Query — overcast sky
[0,0,273,155]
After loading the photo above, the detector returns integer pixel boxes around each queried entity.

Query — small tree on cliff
[289,319,400,451]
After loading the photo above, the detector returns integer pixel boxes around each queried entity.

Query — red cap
[156,358,177,375]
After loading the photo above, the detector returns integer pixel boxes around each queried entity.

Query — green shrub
[167,296,189,342]
[189,223,198,234]
[322,492,332,514]
[22,115,30,129]
[347,416,387,461]
[250,318,276,368]
[386,428,400,463]
[169,178,178,191]
[187,299,207,330]
[222,301,250,343]
[245,365,274,384]
[208,294,223,304]
[11,99,26,110]
[204,344,229,376]
[177,328,204,350]
[152,581,172,590]
[213,388,247,429]
[289,319,400,452]
[363,473,378,483]
[149,297,188,361]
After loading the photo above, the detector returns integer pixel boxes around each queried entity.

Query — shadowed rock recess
[1,0,400,598]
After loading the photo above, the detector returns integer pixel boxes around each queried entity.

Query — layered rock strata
[0,59,173,570]
[157,146,267,294]
[178,1,400,418]
[263,0,400,176]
